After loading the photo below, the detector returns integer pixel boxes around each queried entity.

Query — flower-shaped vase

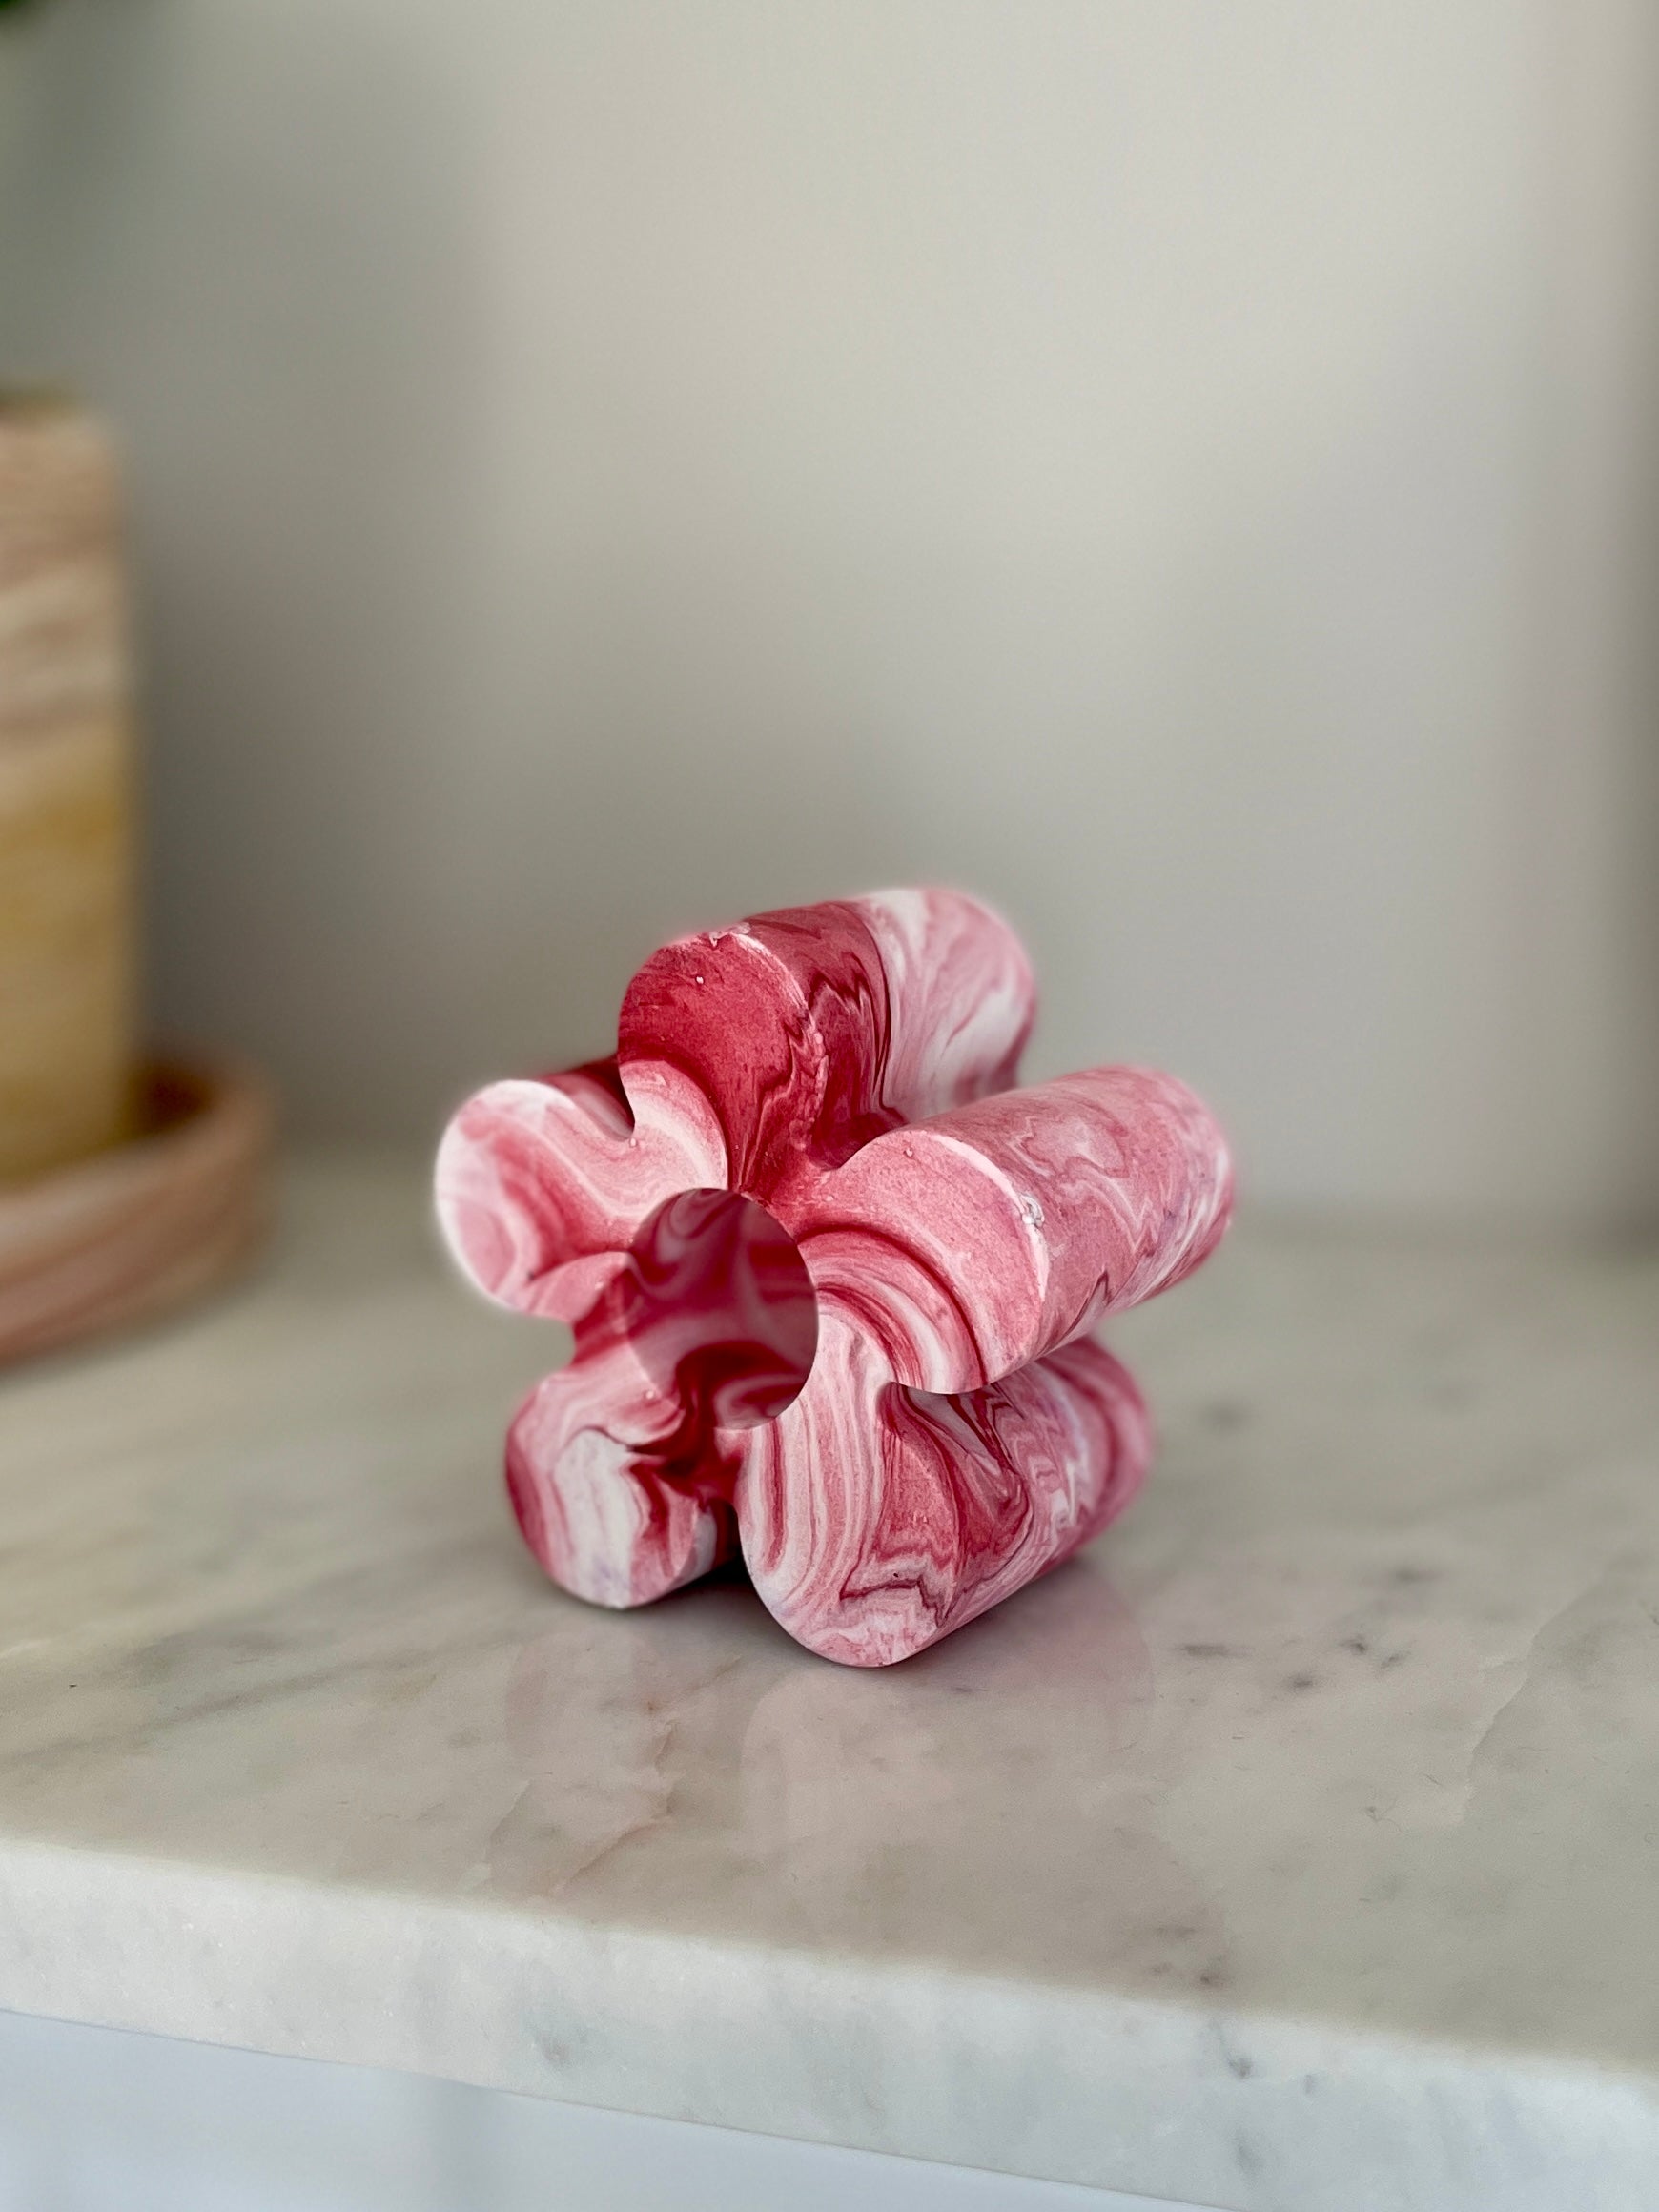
[437,890,1232,1666]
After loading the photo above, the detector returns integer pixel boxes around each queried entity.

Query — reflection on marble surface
[1,1160,1657,2210]
[491,1559,1191,1991]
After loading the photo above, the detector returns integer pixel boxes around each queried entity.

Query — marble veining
[1,1160,1658,2209]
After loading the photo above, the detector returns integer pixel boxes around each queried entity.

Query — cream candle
[0,398,136,1183]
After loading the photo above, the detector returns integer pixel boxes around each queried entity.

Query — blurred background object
[0,338,271,1366]
[0,394,133,1181]
[1,0,1655,1234]
[0,1052,271,1362]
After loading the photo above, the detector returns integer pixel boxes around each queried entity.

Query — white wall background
[2,0,1655,1221]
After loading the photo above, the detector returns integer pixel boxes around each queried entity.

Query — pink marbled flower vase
[436,891,1233,1667]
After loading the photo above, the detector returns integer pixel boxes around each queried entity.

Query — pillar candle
[0,397,136,1183]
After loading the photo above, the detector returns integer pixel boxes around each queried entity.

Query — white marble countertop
[1,1157,1656,2212]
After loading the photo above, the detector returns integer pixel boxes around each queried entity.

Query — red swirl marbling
[436,890,1232,1666]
